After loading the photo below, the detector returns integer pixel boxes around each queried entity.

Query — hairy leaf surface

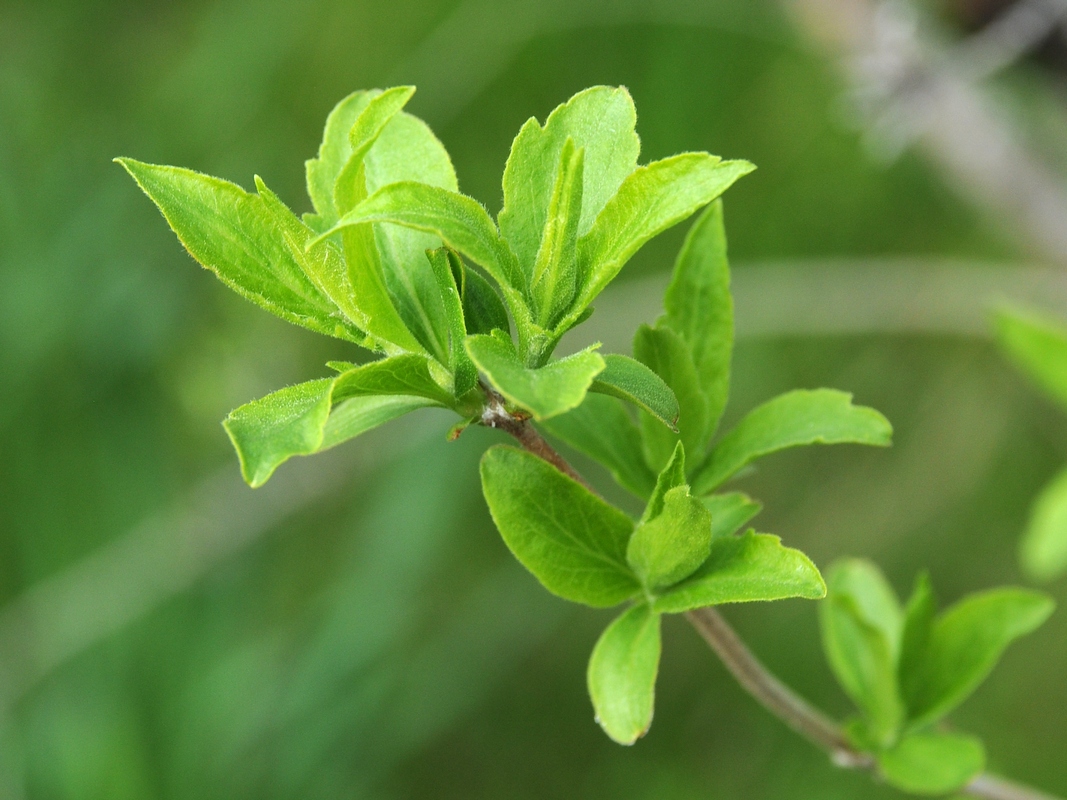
[590,354,679,431]
[628,486,713,591]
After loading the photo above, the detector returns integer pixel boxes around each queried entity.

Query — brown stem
[490,413,1063,800]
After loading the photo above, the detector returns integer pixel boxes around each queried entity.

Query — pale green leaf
[479,446,640,607]
[425,248,478,396]
[116,159,362,343]
[820,559,904,747]
[1021,464,1067,582]
[628,486,713,591]
[587,603,661,745]
[466,335,605,420]
[571,154,754,314]
[878,731,985,796]
[691,389,893,495]
[530,139,583,325]
[996,305,1067,410]
[332,354,455,406]
[641,442,687,525]
[662,200,732,439]
[223,378,434,488]
[590,354,679,432]
[653,531,825,613]
[903,588,1055,727]
[702,492,762,539]
[499,86,639,278]
[305,90,375,228]
[633,324,710,471]
[539,394,656,499]
[319,181,523,295]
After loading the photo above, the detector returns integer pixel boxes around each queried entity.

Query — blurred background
[2,0,1066,797]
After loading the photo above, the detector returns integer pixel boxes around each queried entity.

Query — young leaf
[451,258,511,337]
[589,354,680,432]
[820,559,904,747]
[539,394,657,499]
[571,154,755,314]
[691,389,893,496]
[898,573,937,689]
[529,138,584,325]
[224,379,434,487]
[425,248,478,396]
[479,446,640,607]
[628,486,713,591]
[633,324,710,471]
[318,181,523,295]
[903,588,1055,728]
[877,731,985,796]
[360,111,462,362]
[116,159,363,343]
[499,86,640,276]
[305,90,375,228]
[702,492,762,539]
[587,603,661,745]
[466,335,605,420]
[332,354,456,406]
[662,200,733,439]
[653,531,825,613]
[996,305,1067,410]
[642,442,687,525]
[254,176,371,342]
[1021,465,1067,582]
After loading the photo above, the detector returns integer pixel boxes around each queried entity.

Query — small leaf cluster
[821,559,1055,795]
[997,306,1067,581]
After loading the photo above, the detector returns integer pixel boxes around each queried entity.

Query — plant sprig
[119,84,1059,799]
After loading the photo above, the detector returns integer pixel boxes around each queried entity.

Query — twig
[495,414,1064,800]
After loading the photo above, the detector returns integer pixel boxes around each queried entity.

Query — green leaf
[451,258,511,337]
[878,731,985,796]
[254,175,370,344]
[223,379,434,487]
[702,492,762,539]
[538,394,656,499]
[653,531,825,613]
[332,354,455,406]
[499,86,639,278]
[318,181,523,296]
[116,159,363,343]
[903,588,1055,727]
[898,573,937,690]
[996,305,1067,410]
[590,354,679,432]
[587,603,661,745]
[662,200,733,439]
[305,90,376,229]
[1021,464,1067,582]
[360,111,461,362]
[571,154,755,315]
[628,486,713,591]
[691,389,893,495]
[820,559,903,747]
[479,446,640,607]
[466,334,605,420]
[633,324,710,472]
[529,138,584,325]
[641,442,687,525]
[425,248,478,396]
[332,86,417,219]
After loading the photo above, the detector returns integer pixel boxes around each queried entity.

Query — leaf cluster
[821,560,1054,795]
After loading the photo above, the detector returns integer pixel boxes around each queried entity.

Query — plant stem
[492,413,1063,800]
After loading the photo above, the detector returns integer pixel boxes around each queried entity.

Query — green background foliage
[1,0,1065,798]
